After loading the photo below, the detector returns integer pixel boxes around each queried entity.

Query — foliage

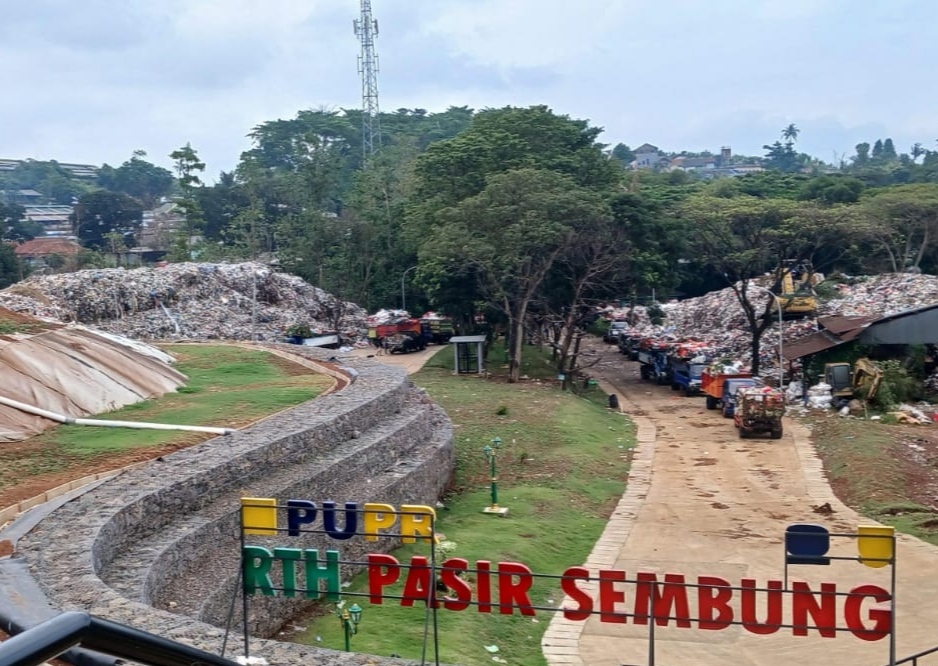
[646,302,666,325]
[0,202,42,241]
[0,243,24,288]
[168,143,206,260]
[70,190,144,250]
[0,159,95,204]
[854,183,938,272]
[97,150,174,207]
[870,360,921,410]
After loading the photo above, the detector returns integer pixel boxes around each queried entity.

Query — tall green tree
[0,243,24,288]
[97,150,174,207]
[70,191,144,250]
[419,168,611,382]
[856,183,938,272]
[168,143,206,260]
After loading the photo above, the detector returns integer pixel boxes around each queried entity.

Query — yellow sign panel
[241,497,278,535]
[857,525,895,569]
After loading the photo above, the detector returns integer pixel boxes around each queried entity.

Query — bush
[870,360,922,410]
[647,303,666,326]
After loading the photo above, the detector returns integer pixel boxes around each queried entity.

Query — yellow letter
[363,503,396,542]
[400,505,436,544]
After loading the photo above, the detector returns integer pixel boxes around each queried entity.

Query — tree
[882,138,898,162]
[419,168,611,382]
[853,143,871,166]
[97,150,174,207]
[0,243,23,288]
[856,184,938,272]
[781,124,800,145]
[611,143,636,167]
[679,193,856,375]
[0,203,42,241]
[169,143,206,259]
[797,175,865,204]
[70,191,143,250]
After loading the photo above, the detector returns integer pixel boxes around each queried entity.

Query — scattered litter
[483,645,500,653]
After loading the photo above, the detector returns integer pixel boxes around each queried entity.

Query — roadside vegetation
[0,345,332,507]
[294,343,634,666]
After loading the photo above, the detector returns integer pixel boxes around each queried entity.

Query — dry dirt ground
[0,352,322,512]
[566,339,938,666]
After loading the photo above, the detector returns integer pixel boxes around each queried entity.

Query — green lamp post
[335,602,363,652]
[482,436,508,516]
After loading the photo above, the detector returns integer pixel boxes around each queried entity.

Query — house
[13,237,82,270]
[669,156,719,171]
[0,189,44,205]
[632,143,664,169]
[138,201,186,251]
[24,205,74,236]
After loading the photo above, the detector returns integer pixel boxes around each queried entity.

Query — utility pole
[353,0,382,161]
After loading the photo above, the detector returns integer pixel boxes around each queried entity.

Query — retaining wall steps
[99,398,445,617]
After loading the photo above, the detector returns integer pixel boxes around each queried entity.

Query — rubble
[603,273,938,378]
[0,262,368,343]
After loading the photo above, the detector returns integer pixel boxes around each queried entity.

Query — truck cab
[722,378,759,418]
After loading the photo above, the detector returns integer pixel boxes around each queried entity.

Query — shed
[783,315,874,361]
[449,335,486,374]
[858,304,938,345]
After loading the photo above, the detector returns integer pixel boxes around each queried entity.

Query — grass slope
[295,344,634,666]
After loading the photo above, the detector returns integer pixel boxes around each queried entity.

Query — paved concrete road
[347,344,445,375]
[544,341,938,666]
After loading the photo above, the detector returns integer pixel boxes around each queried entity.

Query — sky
[2,0,936,181]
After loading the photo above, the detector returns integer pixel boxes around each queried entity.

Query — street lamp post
[753,285,784,389]
[335,602,363,652]
[482,437,509,516]
[401,265,418,312]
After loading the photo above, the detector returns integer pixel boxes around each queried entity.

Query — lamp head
[482,444,493,457]
[349,603,363,624]
[492,436,502,448]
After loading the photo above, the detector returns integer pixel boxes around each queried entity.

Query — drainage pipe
[0,396,235,436]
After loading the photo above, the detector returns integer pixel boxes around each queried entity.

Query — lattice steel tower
[354,0,382,159]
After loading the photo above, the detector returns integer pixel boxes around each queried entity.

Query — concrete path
[543,344,938,666]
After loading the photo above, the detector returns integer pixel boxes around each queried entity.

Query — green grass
[294,343,635,665]
[30,345,333,456]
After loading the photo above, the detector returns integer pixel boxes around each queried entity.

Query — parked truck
[701,365,758,415]
[734,387,786,439]
[637,340,672,385]
[670,357,708,396]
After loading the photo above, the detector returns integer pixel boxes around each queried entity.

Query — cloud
[0,0,935,178]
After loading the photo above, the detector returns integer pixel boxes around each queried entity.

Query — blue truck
[637,345,671,385]
[669,357,708,396]
[719,377,760,417]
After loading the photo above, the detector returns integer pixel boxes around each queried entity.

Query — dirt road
[347,344,445,375]
[545,341,938,666]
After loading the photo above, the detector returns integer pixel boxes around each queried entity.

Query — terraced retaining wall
[9,344,455,666]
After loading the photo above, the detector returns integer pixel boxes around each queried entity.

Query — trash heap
[0,262,368,343]
[603,272,938,378]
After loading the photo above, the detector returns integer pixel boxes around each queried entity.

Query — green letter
[274,548,303,597]
[243,546,275,596]
[304,549,341,600]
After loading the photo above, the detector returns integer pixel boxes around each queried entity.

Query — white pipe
[158,299,181,335]
[0,395,234,436]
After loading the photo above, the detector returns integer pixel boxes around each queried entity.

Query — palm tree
[781,124,800,145]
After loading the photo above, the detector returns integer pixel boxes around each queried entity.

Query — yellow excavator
[769,260,819,319]
[824,359,883,406]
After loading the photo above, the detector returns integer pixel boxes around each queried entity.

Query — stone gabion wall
[14,345,456,666]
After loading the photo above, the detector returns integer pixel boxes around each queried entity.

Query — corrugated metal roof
[817,314,875,335]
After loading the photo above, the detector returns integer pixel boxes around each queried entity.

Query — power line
[353,0,382,161]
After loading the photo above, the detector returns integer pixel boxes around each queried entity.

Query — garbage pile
[602,273,938,378]
[0,262,368,343]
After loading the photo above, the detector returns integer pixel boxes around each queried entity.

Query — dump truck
[670,357,708,396]
[735,386,786,439]
[701,364,756,413]
[420,314,455,344]
[637,340,672,384]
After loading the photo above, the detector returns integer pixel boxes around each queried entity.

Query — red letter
[631,573,691,628]
[401,556,436,608]
[598,570,626,624]
[440,558,472,612]
[697,576,733,630]
[498,562,535,616]
[791,581,836,638]
[740,578,783,635]
[476,560,492,613]
[560,566,593,621]
[367,553,399,604]
[844,584,892,642]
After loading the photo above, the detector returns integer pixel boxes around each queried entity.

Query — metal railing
[886,645,938,666]
[0,612,240,666]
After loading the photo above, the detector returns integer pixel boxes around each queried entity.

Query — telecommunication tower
[353,0,382,160]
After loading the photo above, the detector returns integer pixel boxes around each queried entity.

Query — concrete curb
[541,379,656,666]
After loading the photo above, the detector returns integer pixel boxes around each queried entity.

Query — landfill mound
[0,307,187,442]
[0,262,367,342]
[608,272,938,370]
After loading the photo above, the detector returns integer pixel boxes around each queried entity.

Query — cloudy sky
[3,0,935,180]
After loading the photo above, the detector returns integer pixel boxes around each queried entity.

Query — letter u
[322,501,358,540]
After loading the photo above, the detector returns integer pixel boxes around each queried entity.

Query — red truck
[701,365,755,414]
